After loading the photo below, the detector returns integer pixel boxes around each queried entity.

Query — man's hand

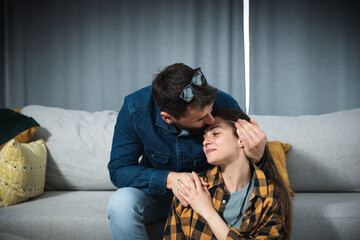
[235,118,266,163]
[166,171,208,207]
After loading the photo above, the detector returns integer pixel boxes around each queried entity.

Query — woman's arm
[163,197,186,240]
[200,210,232,240]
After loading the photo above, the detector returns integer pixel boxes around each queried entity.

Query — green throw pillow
[0,108,40,149]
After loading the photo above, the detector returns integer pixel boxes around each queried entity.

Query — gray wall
[250,0,360,115]
[2,0,245,112]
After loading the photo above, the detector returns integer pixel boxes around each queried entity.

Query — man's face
[173,104,215,131]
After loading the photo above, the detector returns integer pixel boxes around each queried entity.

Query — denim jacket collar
[154,103,179,134]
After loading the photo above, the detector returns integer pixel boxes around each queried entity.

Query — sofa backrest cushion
[22,105,360,192]
[22,105,117,191]
[253,108,360,192]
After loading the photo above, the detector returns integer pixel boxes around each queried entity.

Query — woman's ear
[160,111,175,124]
[238,139,244,148]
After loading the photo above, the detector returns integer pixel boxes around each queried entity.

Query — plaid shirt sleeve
[163,197,186,240]
[226,184,283,240]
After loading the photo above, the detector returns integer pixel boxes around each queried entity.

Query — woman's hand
[178,172,215,219]
[179,172,231,240]
[167,172,209,207]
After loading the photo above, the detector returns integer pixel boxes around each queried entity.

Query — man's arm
[108,97,170,195]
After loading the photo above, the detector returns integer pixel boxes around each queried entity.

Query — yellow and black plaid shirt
[163,164,283,240]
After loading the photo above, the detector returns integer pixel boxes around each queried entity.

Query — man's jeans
[108,187,172,240]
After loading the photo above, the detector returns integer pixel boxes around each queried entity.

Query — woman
[163,108,292,240]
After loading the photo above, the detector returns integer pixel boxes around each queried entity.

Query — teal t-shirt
[223,175,255,229]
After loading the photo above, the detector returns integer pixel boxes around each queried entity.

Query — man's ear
[160,111,175,124]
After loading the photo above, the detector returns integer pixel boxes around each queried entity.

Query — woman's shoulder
[197,165,216,178]
[200,165,221,185]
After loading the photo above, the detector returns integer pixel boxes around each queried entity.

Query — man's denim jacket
[108,86,240,197]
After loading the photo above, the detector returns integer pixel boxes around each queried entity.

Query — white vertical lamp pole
[243,0,250,114]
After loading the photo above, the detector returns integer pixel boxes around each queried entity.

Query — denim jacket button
[222,199,227,204]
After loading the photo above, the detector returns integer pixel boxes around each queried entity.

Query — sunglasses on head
[161,68,206,110]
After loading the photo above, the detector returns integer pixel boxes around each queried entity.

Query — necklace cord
[228,172,253,228]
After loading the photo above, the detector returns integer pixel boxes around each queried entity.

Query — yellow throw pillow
[0,139,47,207]
[268,141,295,197]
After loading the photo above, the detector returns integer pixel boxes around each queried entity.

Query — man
[107,63,266,239]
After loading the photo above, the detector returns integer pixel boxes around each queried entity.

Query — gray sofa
[0,105,359,240]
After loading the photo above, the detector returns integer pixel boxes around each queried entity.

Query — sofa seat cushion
[1,191,359,240]
[291,193,360,240]
[0,191,113,240]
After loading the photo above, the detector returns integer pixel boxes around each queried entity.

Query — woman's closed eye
[203,125,222,138]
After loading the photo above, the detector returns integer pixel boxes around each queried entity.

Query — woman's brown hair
[211,108,293,240]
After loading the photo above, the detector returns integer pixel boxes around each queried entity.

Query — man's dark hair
[151,63,217,119]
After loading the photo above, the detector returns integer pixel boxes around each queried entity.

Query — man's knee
[108,187,148,218]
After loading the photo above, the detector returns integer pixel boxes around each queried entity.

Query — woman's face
[203,117,240,165]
